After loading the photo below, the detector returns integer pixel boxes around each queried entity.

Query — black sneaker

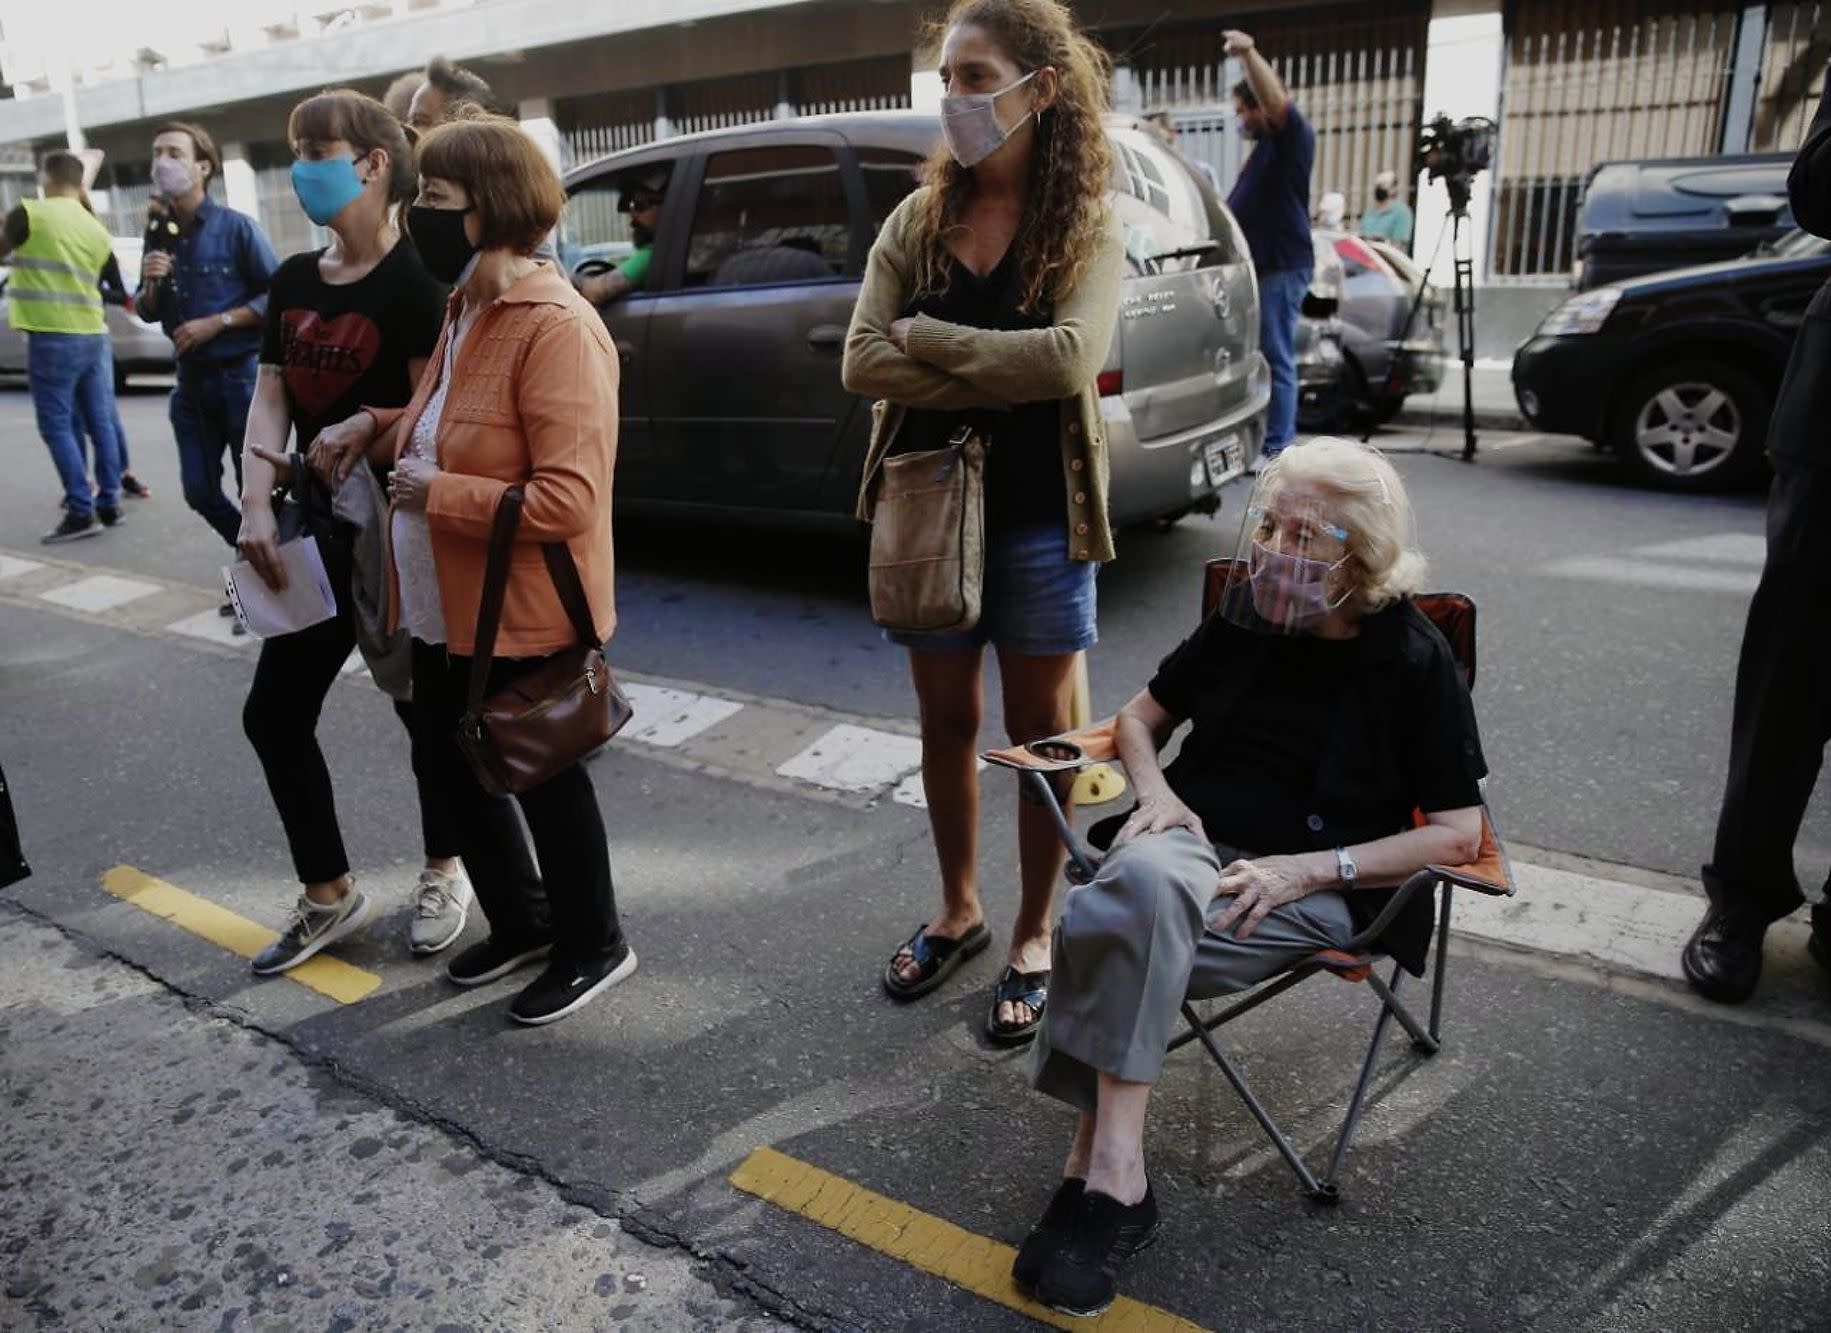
[97,506,123,528]
[1012,1177,1085,1293]
[445,936,552,988]
[1034,1184,1160,1318]
[42,511,100,544]
[508,942,638,1026]
[122,474,151,499]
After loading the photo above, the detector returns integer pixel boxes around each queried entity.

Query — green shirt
[616,244,653,290]
[1359,201,1414,249]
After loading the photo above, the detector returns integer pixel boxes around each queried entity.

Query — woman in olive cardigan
[842,0,1123,1045]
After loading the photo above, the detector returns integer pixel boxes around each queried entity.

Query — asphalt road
[7,383,1824,883]
[3,384,1829,1330]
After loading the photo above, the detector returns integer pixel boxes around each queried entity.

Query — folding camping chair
[983,558,1515,1203]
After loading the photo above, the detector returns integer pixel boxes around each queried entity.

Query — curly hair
[909,0,1113,315]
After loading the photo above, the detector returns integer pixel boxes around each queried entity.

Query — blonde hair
[1259,437,1428,612]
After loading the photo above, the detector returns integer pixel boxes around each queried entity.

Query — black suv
[1575,153,1794,291]
[1512,228,1831,490]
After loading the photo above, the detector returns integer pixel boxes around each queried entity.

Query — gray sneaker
[251,888,373,975]
[409,865,473,955]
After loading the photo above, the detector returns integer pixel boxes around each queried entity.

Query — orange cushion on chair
[1311,949,1372,982]
[982,717,1122,771]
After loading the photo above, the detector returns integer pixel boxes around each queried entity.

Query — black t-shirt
[900,248,1063,530]
[260,240,447,450]
[1145,601,1487,972]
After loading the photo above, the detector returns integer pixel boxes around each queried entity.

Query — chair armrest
[1409,804,1515,897]
[982,717,1121,772]
[1340,868,1437,954]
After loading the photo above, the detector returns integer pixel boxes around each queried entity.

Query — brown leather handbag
[864,423,986,634]
[457,487,632,796]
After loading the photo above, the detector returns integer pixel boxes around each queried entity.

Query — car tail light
[1333,234,1394,279]
[1096,369,1124,397]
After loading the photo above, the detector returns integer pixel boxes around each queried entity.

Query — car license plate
[1204,435,1243,485]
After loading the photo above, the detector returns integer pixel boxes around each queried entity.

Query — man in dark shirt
[133,122,278,553]
[1223,29,1315,458]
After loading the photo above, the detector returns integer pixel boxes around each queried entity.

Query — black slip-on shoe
[1681,903,1768,1004]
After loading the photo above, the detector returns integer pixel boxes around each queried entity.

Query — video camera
[1416,114,1495,216]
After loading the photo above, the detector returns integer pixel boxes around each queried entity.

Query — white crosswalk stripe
[621,682,744,748]
[38,574,161,613]
[777,723,924,794]
[0,556,45,581]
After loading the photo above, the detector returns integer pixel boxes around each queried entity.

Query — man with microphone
[134,122,277,565]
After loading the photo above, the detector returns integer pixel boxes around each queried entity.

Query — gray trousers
[1029,828,1355,1113]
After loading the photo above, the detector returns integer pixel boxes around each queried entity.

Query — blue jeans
[171,356,256,547]
[1258,267,1312,453]
[28,332,123,518]
[886,524,1098,656]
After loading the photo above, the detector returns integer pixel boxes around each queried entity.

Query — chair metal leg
[1430,884,1454,1043]
[1025,770,1098,880]
[1322,969,1406,1190]
[1366,966,1439,1055]
[1180,1004,1336,1202]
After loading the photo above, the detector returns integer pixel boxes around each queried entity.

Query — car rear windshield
[1107,129,1242,275]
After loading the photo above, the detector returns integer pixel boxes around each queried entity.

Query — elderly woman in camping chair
[1006,437,1488,1317]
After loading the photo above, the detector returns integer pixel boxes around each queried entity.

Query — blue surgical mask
[291,156,366,227]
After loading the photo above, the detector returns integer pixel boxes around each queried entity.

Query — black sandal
[986,966,1050,1046]
[883,921,990,1001]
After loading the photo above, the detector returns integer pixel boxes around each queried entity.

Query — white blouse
[391,325,464,646]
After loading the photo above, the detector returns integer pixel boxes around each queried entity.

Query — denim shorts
[886,524,1098,656]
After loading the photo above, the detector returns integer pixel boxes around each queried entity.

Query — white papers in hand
[224,536,337,638]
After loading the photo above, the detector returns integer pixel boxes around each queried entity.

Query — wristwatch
[1334,846,1359,886]
[219,311,234,330]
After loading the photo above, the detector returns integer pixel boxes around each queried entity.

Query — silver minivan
[561,112,1267,531]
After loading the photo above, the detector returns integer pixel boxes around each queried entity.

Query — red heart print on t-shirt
[279,309,384,423]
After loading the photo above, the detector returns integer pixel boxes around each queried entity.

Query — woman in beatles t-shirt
[232,90,459,978]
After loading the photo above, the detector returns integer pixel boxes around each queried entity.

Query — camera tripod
[1370,182,1480,461]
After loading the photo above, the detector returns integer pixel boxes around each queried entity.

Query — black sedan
[1512,228,1831,490]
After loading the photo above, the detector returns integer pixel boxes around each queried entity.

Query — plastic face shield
[1217,480,1356,634]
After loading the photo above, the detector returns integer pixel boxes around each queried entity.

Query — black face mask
[408,204,478,284]
[631,220,656,248]
[1374,187,1392,203]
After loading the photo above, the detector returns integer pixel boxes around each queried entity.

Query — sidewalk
[1393,357,1528,432]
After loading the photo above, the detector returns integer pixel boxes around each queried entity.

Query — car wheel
[1612,361,1767,492]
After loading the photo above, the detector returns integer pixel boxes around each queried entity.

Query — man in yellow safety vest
[0,150,128,543]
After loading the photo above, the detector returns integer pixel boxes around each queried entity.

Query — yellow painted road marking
[730,1147,1208,1332]
[102,865,380,1004]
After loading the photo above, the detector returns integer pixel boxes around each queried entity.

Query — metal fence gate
[1490,0,1748,282]
[1752,1,1831,151]
[1108,3,1429,221]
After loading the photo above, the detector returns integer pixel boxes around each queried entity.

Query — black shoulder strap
[466,486,524,720]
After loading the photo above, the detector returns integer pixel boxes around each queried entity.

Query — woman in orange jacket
[330,114,631,1026]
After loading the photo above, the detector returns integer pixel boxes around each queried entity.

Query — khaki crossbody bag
[864,422,986,634]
